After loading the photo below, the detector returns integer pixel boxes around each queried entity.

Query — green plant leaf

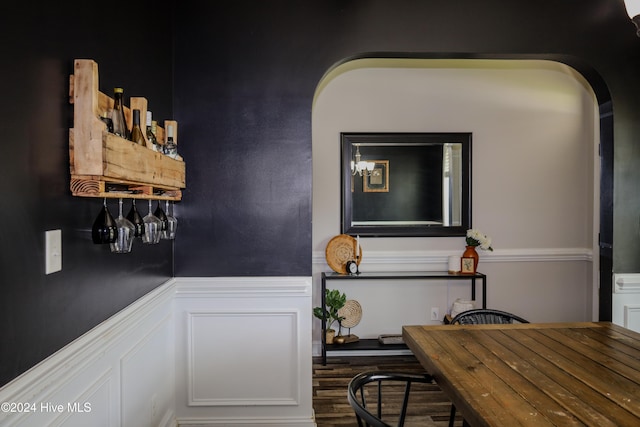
[313,288,347,330]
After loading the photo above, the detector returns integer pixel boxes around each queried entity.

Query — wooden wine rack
[69,59,185,200]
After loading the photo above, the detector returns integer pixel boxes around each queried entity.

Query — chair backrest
[450,308,529,325]
[347,371,435,427]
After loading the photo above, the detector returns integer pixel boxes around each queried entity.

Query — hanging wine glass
[126,199,145,239]
[163,200,178,240]
[92,198,117,244]
[142,199,162,244]
[110,198,135,253]
[154,200,168,238]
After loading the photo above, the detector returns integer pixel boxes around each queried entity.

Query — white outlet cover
[45,229,62,274]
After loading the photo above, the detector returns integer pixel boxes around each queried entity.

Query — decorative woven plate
[338,299,362,329]
[325,234,362,274]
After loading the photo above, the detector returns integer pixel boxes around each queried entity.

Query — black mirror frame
[340,132,472,237]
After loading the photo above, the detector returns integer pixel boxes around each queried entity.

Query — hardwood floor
[312,355,463,427]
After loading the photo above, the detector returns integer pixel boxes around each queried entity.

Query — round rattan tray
[338,299,362,328]
[325,234,362,274]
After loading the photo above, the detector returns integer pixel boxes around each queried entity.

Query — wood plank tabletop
[402,322,640,427]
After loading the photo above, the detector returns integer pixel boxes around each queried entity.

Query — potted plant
[314,288,346,344]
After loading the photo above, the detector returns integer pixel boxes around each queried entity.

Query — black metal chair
[450,308,529,325]
[347,371,435,427]
[448,308,529,426]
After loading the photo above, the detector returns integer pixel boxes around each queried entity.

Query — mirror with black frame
[341,132,471,237]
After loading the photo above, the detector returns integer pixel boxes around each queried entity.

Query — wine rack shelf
[68,59,185,201]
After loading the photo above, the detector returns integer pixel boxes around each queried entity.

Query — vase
[326,329,336,344]
[462,245,480,273]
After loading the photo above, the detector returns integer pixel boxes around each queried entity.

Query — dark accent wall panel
[172,0,636,281]
[0,4,175,385]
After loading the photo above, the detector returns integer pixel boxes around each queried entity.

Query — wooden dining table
[402,322,640,427]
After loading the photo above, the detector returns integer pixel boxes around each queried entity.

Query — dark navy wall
[0,3,175,385]
[172,0,639,280]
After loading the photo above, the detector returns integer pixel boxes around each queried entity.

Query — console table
[320,271,487,365]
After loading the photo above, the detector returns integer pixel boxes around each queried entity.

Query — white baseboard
[177,417,316,426]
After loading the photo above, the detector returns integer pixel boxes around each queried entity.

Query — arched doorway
[311,57,610,347]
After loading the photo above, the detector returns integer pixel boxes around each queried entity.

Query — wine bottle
[151,120,163,152]
[129,109,146,146]
[146,111,161,152]
[164,124,178,158]
[111,87,129,139]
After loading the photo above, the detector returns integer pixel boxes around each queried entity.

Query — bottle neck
[132,110,141,127]
[113,91,124,109]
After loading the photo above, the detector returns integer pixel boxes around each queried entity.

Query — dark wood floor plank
[312,355,463,427]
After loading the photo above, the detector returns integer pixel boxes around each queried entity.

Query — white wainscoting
[0,276,315,427]
[613,273,640,333]
[173,277,315,427]
[0,280,177,427]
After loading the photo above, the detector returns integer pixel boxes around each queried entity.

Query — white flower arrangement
[466,229,493,251]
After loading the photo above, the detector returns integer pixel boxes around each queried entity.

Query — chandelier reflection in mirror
[351,145,375,176]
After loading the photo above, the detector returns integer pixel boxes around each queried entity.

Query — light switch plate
[45,229,62,274]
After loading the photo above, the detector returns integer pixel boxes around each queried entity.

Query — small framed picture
[460,257,476,274]
[363,160,389,192]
